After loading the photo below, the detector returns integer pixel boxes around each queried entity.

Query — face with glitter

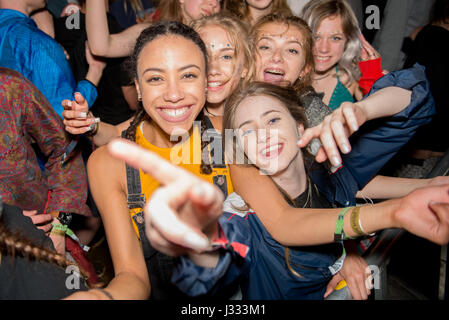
[198,24,248,107]
[254,22,308,86]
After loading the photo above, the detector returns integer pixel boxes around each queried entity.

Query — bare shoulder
[87,144,126,192]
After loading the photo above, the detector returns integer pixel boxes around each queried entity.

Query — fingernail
[79,112,87,118]
[331,156,341,167]
[342,144,350,154]
[297,139,303,146]
[94,117,101,123]
[85,126,92,132]
[184,232,209,251]
[67,101,72,107]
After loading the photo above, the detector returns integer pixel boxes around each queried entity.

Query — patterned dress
[0,67,91,215]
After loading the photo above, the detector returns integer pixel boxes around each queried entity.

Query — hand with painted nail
[108,139,224,256]
[61,92,100,135]
[298,102,367,167]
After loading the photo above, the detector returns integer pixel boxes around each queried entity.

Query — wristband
[50,229,66,237]
[334,207,351,242]
[350,207,365,236]
[52,223,68,232]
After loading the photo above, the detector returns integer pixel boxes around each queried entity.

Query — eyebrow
[142,64,201,75]
[257,36,302,47]
[237,110,282,129]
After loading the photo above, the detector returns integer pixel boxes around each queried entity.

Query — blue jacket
[171,64,435,300]
[0,9,97,117]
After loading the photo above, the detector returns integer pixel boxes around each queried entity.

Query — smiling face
[254,22,308,86]
[135,35,207,137]
[234,94,302,175]
[313,15,347,74]
[246,0,273,10]
[179,0,220,23]
[198,24,248,107]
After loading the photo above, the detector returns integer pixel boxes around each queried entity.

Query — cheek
[184,1,202,19]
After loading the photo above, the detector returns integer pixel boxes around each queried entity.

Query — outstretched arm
[108,139,449,248]
[85,0,149,57]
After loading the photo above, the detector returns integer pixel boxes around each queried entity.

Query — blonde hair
[222,0,293,25]
[251,13,316,94]
[191,13,254,86]
[301,0,362,83]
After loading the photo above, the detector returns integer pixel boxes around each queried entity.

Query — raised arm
[85,0,149,57]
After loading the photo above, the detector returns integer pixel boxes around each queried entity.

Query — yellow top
[129,122,233,237]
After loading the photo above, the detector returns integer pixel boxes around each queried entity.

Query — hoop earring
[138,94,142,101]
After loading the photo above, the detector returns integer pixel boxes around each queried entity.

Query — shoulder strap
[121,130,146,209]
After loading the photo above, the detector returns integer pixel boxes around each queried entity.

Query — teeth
[265,69,284,75]
[316,56,330,61]
[161,107,189,117]
[262,144,281,156]
[208,82,223,88]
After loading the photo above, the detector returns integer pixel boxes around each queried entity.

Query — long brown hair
[251,13,316,94]
[222,82,309,166]
[222,0,293,25]
[156,0,186,23]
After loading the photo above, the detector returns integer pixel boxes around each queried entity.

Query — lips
[263,68,285,83]
[156,105,193,123]
[260,143,284,159]
[207,79,229,92]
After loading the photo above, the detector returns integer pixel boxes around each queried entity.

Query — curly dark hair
[124,21,212,174]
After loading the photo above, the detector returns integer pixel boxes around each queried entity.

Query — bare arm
[85,0,149,57]
[67,146,150,299]
[358,175,449,199]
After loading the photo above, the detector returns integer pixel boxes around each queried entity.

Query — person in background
[109,0,155,29]
[387,0,449,179]
[222,0,292,25]
[0,0,105,117]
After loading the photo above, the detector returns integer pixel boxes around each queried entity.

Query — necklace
[204,106,222,117]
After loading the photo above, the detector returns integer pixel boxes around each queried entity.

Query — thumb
[324,274,343,298]
[74,92,87,107]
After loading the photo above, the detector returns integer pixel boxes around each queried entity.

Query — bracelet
[92,288,114,300]
[350,207,365,236]
[51,223,68,232]
[334,207,352,242]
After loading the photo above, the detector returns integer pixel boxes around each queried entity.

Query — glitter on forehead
[205,42,233,49]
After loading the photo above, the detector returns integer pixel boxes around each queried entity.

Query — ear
[240,66,249,79]
[297,123,305,137]
[300,64,313,79]
[134,79,141,98]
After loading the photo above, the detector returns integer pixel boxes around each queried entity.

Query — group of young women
[60,0,449,300]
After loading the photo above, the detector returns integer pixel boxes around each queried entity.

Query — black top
[54,12,135,125]
[0,204,87,299]
[404,25,449,152]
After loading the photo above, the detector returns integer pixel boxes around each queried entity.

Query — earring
[138,94,142,101]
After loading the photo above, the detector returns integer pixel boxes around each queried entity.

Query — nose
[208,56,221,77]
[163,78,185,103]
[270,48,283,63]
[315,38,330,54]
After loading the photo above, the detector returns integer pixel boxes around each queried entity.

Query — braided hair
[124,21,212,174]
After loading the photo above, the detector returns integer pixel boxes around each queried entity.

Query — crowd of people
[1,0,448,301]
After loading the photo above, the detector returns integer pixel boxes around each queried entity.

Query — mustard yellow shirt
[129,122,233,237]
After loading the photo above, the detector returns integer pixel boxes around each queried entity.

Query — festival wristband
[334,207,352,242]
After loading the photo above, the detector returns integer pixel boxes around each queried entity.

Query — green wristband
[334,207,352,242]
[51,223,68,233]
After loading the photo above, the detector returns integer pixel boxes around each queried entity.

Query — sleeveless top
[328,66,355,111]
[125,119,233,299]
